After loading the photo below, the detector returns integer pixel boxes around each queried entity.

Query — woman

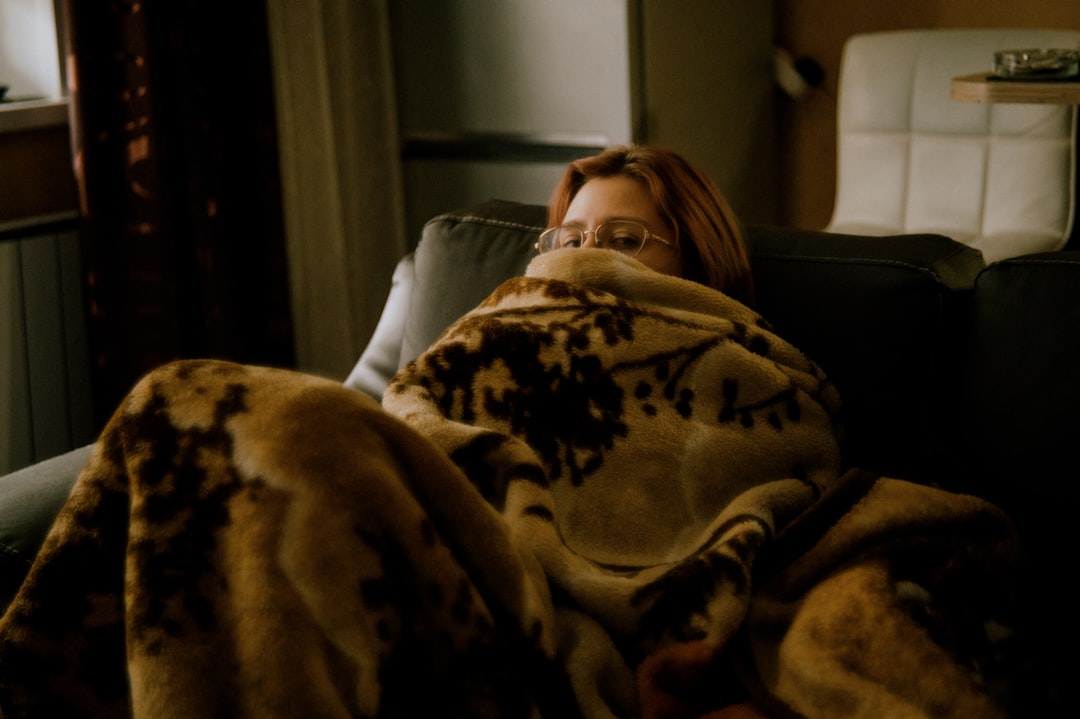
[380,145,1013,719]
[541,145,755,304]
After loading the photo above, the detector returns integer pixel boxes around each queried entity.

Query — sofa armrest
[344,254,415,400]
[965,252,1080,501]
[0,445,90,612]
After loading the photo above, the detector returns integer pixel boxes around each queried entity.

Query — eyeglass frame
[534,220,677,257]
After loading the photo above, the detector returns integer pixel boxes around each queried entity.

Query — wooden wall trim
[0,123,78,226]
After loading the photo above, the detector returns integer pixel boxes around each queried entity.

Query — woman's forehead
[564,176,663,224]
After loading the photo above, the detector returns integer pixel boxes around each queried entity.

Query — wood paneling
[0,125,77,226]
[0,229,94,475]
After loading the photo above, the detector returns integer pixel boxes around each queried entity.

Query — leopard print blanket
[0,251,1018,718]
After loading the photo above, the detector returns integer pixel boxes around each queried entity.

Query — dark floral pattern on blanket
[389,252,844,568]
[0,251,1018,719]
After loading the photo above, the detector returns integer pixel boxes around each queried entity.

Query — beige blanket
[0,251,1018,718]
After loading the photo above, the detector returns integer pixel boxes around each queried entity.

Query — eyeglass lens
[539,221,647,255]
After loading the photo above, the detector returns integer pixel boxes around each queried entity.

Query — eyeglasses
[535,220,676,257]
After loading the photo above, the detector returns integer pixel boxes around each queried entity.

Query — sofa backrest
[345,199,986,486]
[961,251,1080,669]
[748,225,984,483]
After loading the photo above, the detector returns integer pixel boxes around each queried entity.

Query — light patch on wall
[0,0,63,100]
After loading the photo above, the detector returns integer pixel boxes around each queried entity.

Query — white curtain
[265,0,407,381]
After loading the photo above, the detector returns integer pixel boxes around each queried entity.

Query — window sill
[0,98,69,134]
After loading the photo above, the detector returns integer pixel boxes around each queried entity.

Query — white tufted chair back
[827,29,1080,263]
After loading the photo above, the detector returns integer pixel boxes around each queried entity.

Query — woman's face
[561,176,684,278]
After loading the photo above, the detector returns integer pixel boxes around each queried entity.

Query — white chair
[827,29,1080,263]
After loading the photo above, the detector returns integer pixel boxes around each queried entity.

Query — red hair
[548,145,754,305]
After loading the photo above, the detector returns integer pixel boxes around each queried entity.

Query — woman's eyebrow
[562,216,649,226]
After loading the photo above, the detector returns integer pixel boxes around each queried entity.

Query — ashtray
[993,48,1079,80]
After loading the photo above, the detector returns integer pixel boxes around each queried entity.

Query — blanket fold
[0,363,565,719]
[1,251,1018,719]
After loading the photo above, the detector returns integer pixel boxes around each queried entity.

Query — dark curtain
[62,0,295,428]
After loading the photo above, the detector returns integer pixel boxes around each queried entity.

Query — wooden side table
[951,72,1080,104]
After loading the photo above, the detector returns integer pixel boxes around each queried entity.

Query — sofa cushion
[745,225,985,484]
[400,199,547,364]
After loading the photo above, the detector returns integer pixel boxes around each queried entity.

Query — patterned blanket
[0,251,1018,718]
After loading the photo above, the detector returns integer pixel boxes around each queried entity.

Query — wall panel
[0,229,92,475]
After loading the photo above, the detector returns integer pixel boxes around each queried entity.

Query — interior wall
[639,0,778,225]
[774,0,1080,231]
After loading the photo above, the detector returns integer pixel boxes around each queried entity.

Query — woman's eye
[609,234,641,249]
[562,236,582,248]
